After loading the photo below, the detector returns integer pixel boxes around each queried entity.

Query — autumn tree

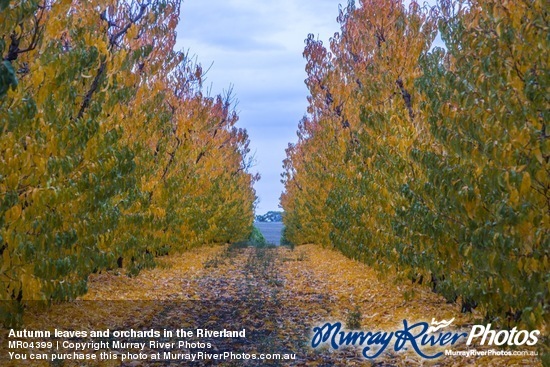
[282,0,548,334]
[397,0,549,326]
[282,0,437,261]
[1,0,256,325]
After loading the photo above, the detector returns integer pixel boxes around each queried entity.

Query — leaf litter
[0,244,541,366]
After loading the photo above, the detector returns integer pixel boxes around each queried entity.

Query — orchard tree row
[282,0,548,330]
[0,0,257,325]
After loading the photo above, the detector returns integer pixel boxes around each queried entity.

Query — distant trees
[255,211,284,222]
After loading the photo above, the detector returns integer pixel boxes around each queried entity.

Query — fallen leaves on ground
[0,244,542,366]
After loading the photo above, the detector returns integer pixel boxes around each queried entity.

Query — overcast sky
[175,0,343,214]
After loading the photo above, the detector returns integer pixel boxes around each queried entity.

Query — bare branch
[396,77,414,121]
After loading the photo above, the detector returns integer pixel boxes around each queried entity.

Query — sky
[175,0,343,214]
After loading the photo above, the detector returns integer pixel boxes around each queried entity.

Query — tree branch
[76,61,106,120]
[396,78,414,121]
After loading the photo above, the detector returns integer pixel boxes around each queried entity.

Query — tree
[282,0,548,333]
[0,0,257,325]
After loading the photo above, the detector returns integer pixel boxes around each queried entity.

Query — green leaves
[0,0,9,11]
[0,60,18,97]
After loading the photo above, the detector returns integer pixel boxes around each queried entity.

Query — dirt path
[1,244,541,366]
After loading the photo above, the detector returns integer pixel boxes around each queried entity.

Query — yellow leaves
[5,173,19,189]
[0,242,12,270]
[533,148,544,165]
[527,257,539,272]
[464,200,476,219]
[0,242,541,367]
[516,223,534,250]
[4,205,22,223]
[31,154,47,174]
[512,127,530,147]
[509,73,524,94]
[141,177,156,193]
[152,207,166,218]
[31,66,46,88]
[519,172,531,196]
[97,233,107,251]
[126,24,139,42]
[20,270,43,301]
[83,245,224,301]
[505,171,532,206]
[509,188,520,206]
[501,278,512,294]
